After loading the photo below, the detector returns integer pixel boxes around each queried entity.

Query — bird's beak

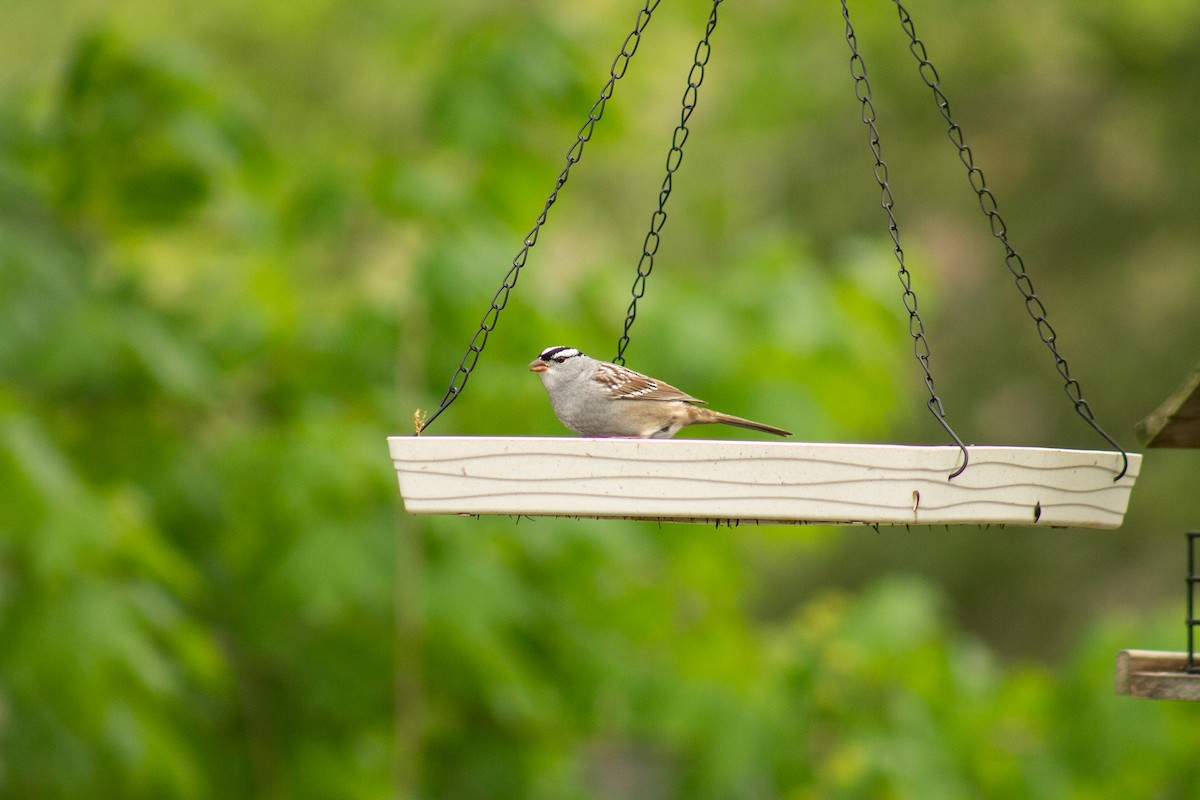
[529,359,548,373]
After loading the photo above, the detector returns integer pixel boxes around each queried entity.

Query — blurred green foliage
[2,0,1200,797]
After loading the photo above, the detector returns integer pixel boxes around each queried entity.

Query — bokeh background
[3,0,1200,797]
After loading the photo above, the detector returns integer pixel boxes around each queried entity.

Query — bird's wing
[593,363,705,404]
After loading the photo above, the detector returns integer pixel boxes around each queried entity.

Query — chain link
[419,0,661,433]
[614,0,722,366]
[890,0,1128,480]
[841,0,968,479]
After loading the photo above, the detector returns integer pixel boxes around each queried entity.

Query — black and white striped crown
[537,346,584,363]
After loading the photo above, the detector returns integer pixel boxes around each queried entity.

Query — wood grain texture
[387,437,1140,528]
[1115,650,1200,701]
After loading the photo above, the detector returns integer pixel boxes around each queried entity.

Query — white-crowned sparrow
[529,345,792,438]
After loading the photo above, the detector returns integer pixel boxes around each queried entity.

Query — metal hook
[931,405,969,480]
[1075,410,1129,481]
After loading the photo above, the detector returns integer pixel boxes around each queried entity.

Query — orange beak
[529,359,548,373]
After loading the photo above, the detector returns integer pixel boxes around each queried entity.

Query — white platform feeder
[388,436,1139,528]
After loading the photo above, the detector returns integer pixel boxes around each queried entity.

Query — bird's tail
[706,410,792,438]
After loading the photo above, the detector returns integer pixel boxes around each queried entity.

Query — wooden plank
[1115,650,1190,693]
[1127,673,1200,702]
[1137,361,1200,448]
[387,437,1140,528]
[1115,650,1200,701]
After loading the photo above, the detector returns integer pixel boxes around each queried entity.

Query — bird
[528,345,792,439]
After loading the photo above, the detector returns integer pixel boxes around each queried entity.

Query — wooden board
[1115,650,1200,701]
[387,437,1140,528]
[1137,360,1200,448]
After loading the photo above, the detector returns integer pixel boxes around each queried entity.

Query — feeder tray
[1115,651,1200,702]
[389,436,1139,529]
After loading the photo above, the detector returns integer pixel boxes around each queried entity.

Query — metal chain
[614,0,722,366]
[841,0,969,479]
[890,0,1128,481]
[419,0,661,433]
[1188,531,1199,674]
